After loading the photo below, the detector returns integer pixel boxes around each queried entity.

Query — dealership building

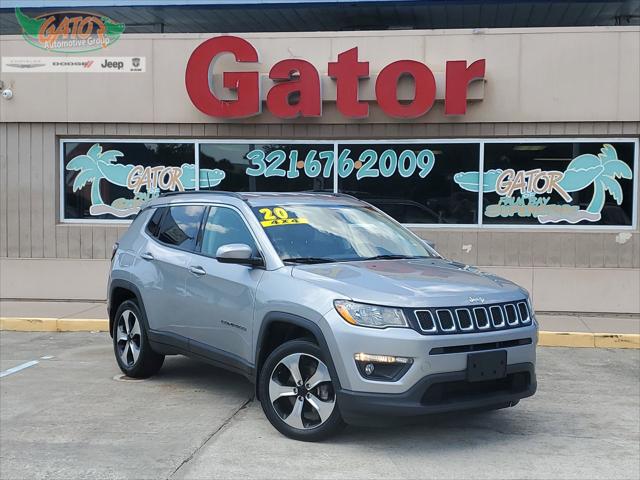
[0,0,638,314]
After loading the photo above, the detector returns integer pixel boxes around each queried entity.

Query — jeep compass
[108,191,537,441]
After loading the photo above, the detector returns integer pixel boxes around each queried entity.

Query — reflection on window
[252,204,434,261]
[157,205,205,250]
[336,143,480,224]
[478,142,634,226]
[199,143,332,193]
[201,207,256,257]
[63,142,195,220]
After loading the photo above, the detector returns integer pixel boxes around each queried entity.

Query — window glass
[63,141,195,220]
[252,204,435,262]
[156,205,205,250]
[201,207,256,257]
[476,142,636,226]
[146,207,165,237]
[336,143,479,224]
[199,143,333,193]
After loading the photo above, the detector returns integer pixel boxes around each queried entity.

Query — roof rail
[330,192,359,200]
[159,190,245,200]
[299,190,359,200]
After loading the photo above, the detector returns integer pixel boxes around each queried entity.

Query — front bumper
[322,308,538,395]
[337,362,536,425]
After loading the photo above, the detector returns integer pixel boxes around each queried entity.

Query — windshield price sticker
[246,148,435,180]
[259,207,309,227]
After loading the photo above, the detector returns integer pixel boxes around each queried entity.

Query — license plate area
[467,350,507,382]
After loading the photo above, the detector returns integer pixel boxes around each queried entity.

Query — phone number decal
[246,148,435,180]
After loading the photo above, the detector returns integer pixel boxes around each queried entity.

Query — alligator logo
[66,143,225,218]
[453,144,632,224]
[15,7,125,53]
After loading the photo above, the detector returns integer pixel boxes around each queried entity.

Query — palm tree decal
[67,143,226,217]
[67,143,124,208]
[559,144,632,215]
[453,144,633,223]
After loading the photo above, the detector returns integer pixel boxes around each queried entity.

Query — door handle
[189,265,206,276]
[140,252,154,261]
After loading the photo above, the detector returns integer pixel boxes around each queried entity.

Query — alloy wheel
[116,309,142,367]
[268,353,336,430]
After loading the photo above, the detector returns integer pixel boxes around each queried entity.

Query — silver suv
[108,192,537,441]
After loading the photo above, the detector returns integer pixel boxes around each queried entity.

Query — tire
[112,299,164,378]
[259,339,345,441]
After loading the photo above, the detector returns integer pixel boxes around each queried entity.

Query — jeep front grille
[412,301,532,335]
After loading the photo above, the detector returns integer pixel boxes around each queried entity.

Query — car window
[156,205,206,251]
[251,204,436,262]
[146,207,165,237]
[200,207,256,257]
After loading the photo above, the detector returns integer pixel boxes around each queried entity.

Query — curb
[0,317,109,332]
[538,331,639,349]
[0,318,638,349]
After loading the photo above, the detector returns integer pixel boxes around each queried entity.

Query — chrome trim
[455,308,475,331]
[490,305,506,328]
[517,301,531,323]
[505,303,519,326]
[414,310,437,333]
[436,309,457,332]
[473,307,491,330]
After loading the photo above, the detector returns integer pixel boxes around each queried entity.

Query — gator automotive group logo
[15,7,124,53]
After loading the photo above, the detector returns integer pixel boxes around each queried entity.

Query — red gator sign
[185,35,485,119]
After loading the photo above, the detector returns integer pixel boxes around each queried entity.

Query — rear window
[146,207,166,237]
[155,205,206,251]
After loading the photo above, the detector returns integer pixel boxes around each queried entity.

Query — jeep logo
[468,296,485,304]
[101,59,124,69]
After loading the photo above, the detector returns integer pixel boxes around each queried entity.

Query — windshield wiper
[281,257,337,264]
[360,254,431,261]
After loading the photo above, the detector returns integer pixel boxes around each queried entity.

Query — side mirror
[216,243,263,267]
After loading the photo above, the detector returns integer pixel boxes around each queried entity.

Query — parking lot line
[0,360,39,378]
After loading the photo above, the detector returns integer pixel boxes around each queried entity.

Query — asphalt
[1,331,639,480]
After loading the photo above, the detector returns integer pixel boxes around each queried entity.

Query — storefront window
[62,141,196,220]
[336,143,480,224]
[198,143,333,193]
[61,139,637,227]
[473,142,636,226]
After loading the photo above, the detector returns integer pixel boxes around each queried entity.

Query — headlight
[334,300,408,328]
[527,297,537,324]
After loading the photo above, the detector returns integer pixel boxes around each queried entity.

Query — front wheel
[258,340,345,441]
[112,299,164,378]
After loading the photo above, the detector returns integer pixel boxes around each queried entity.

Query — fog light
[354,353,413,364]
[354,353,413,381]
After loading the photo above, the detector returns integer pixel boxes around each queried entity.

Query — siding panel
[0,123,7,257]
[68,226,81,258]
[18,124,31,257]
[30,124,44,258]
[43,124,57,258]
[56,225,68,258]
[92,226,106,259]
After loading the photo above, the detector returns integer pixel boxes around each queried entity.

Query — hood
[291,258,527,308]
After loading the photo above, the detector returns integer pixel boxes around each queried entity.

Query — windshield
[251,204,437,263]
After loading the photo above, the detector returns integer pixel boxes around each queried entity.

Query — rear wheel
[112,299,164,378]
[259,340,345,441]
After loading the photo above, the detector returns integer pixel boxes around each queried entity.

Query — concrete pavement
[1,331,639,479]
